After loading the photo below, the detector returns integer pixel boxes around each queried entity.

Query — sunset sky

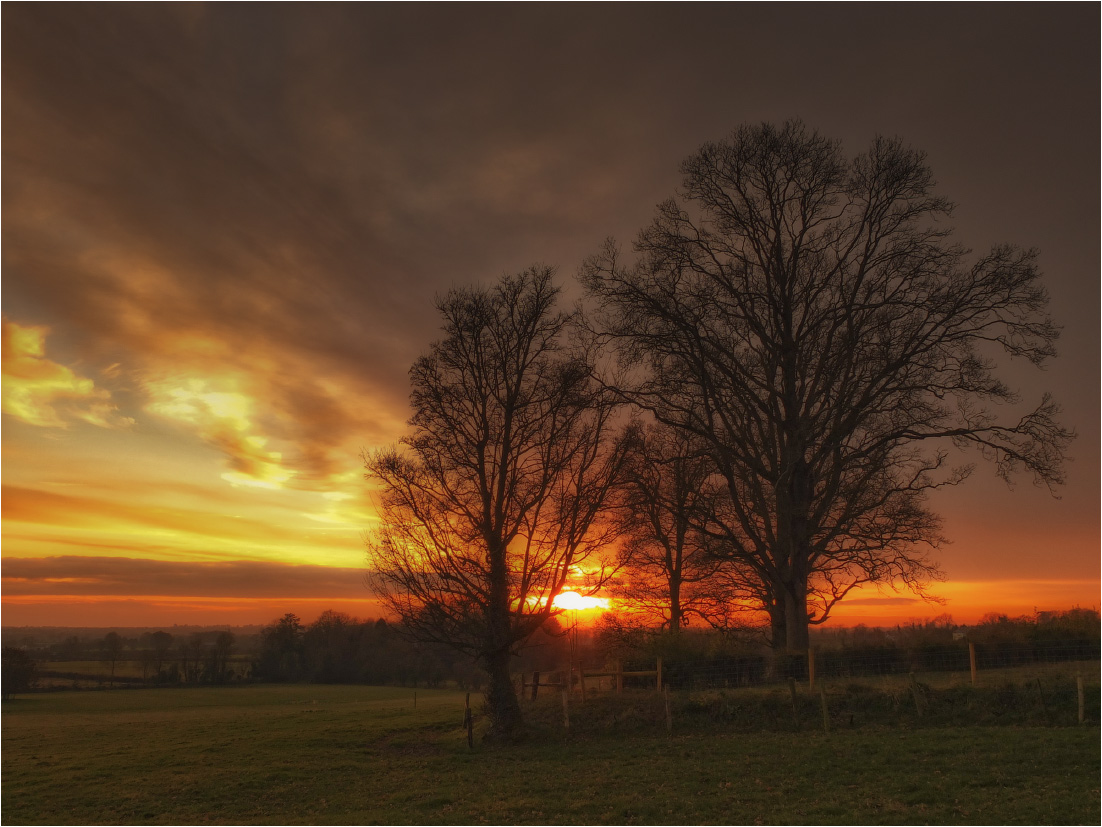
[3,5,1098,629]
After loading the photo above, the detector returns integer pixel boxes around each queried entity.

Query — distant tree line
[8,629,238,688]
[5,615,488,690]
[1,606,1095,698]
[250,611,485,687]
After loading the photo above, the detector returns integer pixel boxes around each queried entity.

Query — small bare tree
[613,422,745,632]
[583,120,1073,653]
[366,267,626,740]
[149,630,173,677]
[102,631,122,688]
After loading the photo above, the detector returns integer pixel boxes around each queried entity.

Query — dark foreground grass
[3,684,1098,825]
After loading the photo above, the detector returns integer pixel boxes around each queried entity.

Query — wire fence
[510,638,1100,734]
[574,638,1101,693]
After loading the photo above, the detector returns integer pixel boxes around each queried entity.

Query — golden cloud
[1,482,366,569]
[2,484,291,547]
[1,318,131,429]
[143,375,295,489]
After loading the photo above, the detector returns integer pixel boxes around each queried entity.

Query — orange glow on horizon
[2,576,1098,629]
[0,594,386,627]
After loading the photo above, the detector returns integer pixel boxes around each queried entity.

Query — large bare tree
[582,121,1073,653]
[365,267,625,739]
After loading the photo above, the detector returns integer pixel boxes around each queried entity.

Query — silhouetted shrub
[2,647,37,699]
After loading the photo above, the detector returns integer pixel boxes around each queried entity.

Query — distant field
[3,684,1098,825]
[36,658,253,686]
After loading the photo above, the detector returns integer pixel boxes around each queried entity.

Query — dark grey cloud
[3,555,367,598]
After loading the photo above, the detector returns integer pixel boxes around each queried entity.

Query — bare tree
[209,631,235,683]
[149,630,173,677]
[365,267,626,740]
[102,632,122,688]
[613,422,746,632]
[583,120,1073,653]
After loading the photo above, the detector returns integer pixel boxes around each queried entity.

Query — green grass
[3,684,1099,824]
[817,659,1101,692]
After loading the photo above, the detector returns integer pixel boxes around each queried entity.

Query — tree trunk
[668,572,683,633]
[761,594,788,681]
[482,531,522,741]
[783,580,810,654]
[482,647,522,741]
[768,600,787,651]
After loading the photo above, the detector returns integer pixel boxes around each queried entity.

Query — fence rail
[521,639,1100,698]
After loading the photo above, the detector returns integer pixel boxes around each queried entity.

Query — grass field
[3,684,1099,825]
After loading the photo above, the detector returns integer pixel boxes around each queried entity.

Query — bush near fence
[520,672,1100,736]
[610,638,1098,692]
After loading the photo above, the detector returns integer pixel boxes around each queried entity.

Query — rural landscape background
[3,4,1099,825]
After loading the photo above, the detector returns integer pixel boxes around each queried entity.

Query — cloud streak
[1,484,366,570]
[3,556,367,598]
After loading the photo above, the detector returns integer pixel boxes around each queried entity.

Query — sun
[552,590,609,611]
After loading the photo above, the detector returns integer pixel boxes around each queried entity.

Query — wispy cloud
[3,484,282,543]
[1,319,132,429]
[144,375,295,489]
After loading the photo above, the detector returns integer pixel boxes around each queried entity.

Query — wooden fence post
[616,660,623,694]
[1036,678,1050,725]
[656,657,663,693]
[1077,674,1085,724]
[808,648,816,690]
[908,673,925,718]
[968,642,977,685]
[464,693,473,748]
[562,680,570,732]
[787,677,799,730]
[531,670,540,701]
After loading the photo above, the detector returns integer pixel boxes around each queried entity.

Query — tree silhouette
[209,631,235,683]
[583,120,1073,652]
[256,613,304,681]
[2,647,37,699]
[613,422,746,631]
[366,267,626,740]
[149,631,174,678]
[102,632,122,688]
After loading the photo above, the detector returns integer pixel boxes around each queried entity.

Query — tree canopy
[365,267,626,738]
[583,120,1072,652]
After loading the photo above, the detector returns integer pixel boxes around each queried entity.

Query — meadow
[3,683,1099,825]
